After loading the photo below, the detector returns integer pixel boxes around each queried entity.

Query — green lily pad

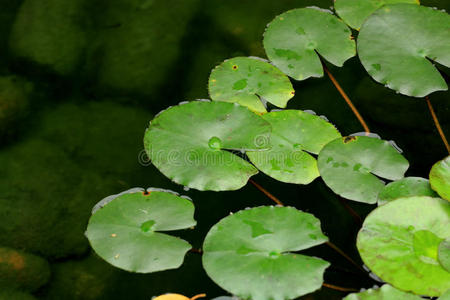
[317,136,409,204]
[357,196,450,297]
[334,0,419,30]
[144,100,271,191]
[441,290,450,300]
[343,284,423,300]
[430,156,450,201]
[357,4,450,97]
[263,7,355,80]
[86,188,196,273]
[438,239,450,272]
[208,57,295,113]
[247,110,341,184]
[378,177,437,205]
[202,206,330,300]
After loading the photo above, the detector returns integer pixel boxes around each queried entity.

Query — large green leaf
[144,101,271,191]
[263,7,355,81]
[247,110,341,184]
[439,239,450,272]
[317,136,409,204]
[86,188,196,273]
[357,4,450,97]
[430,156,450,201]
[377,177,437,205]
[334,0,419,30]
[208,57,294,113]
[202,206,329,300]
[357,196,450,297]
[343,284,423,300]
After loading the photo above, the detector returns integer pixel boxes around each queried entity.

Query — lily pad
[357,196,450,297]
[85,188,196,273]
[247,110,341,184]
[377,177,437,205]
[144,100,271,191]
[263,7,355,80]
[202,206,330,300]
[438,239,450,272]
[430,156,450,201]
[343,284,423,300]
[208,57,295,113]
[317,136,409,204]
[357,4,450,97]
[334,0,419,30]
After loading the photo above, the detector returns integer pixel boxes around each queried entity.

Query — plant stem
[325,241,366,274]
[321,62,370,134]
[190,294,206,300]
[426,96,450,154]
[337,197,362,226]
[189,248,203,254]
[248,179,284,206]
[322,283,359,292]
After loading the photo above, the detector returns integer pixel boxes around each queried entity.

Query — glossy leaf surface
[86,189,196,273]
[438,239,450,272]
[144,101,271,191]
[358,4,450,97]
[357,196,450,296]
[377,177,437,205]
[203,206,329,300]
[263,7,355,80]
[334,0,419,30]
[209,57,294,113]
[247,110,340,184]
[430,156,450,201]
[317,136,409,203]
[344,284,423,300]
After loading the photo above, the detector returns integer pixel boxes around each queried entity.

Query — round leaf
[438,239,450,272]
[344,284,422,300]
[247,110,341,184]
[334,0,419,30]
[377,177,437,205]
[357,196,450,296]
[86,188,196,273]
[144,101,271,191]
[263,7,355,81]
[202,206,330,300]
[430,156,450,201]
[208,57,295,113]
[357,4,450,97]
[317,136,409,204]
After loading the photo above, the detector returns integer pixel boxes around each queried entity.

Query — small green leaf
[377,177,437,205]
[344,284,422,300]
[317,136,409,204]
[357,196,450,297]
[438,239,450,272]
[209,57,294,113]
[247,110,341,184]
[334,0,419,30]
[86,188,196,273]
[263,7,355,80]
[144,101,272,191]
[357,4,450,97]
[202,206,329,300]
[430,156,450,201]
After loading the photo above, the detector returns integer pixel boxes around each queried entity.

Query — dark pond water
[0,0,448,299]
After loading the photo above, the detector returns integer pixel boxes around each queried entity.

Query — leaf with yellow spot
[209,57,294,113]
[86,188,196,273]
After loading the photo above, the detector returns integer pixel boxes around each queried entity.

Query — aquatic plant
[86,1,450,299]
